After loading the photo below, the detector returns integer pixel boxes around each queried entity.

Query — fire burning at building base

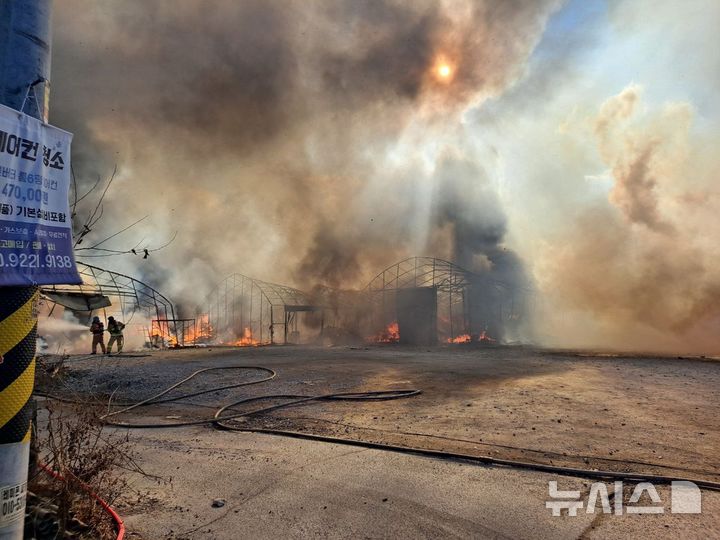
[446,331,496,344]
[194,257,528,348]
[235,327,262,347]
[40,256,526,351]
[370,322,400,344]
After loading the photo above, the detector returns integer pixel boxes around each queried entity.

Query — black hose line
[40,365,720,492]
[104,366,277,414]
[103,390,422,428]
[220,426,720,492]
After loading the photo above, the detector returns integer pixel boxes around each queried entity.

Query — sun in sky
[432,55,455,83]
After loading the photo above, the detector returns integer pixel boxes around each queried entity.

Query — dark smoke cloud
[52,1,300,168]
[50,0,558,305]
[432,155,507,269]
[318,1,438,102]
[429,152,531,340]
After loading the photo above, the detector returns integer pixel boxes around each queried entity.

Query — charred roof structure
[39,262,179,349]
[366,257,471,345]
[39,257,532,348]
[41,262,175,322]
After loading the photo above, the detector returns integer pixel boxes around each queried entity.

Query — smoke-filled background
[46,0,720,353]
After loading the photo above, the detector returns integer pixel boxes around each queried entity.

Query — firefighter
[90,316,106,354]
[107,316,126,354]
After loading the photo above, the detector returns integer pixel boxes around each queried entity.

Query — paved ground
[36,345,720,538]
[110,425,716,540]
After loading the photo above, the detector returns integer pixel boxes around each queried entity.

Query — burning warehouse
[200,256,532,347]
[37,262,176,352]
[23,0,715,355]
[201,273,321,346]
[363,256,532,345]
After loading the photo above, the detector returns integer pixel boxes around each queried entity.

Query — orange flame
[370,321,400,343]
[182,314,212,345]
[154,314,213,347]
[446,331,496,344]
[479,330,496,343]
[235,327,260,347]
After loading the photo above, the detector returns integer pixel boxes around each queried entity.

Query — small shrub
[30,402,160,539]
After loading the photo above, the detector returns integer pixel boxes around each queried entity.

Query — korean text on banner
[0,103,81,286]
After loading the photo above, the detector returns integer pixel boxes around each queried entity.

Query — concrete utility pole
[0,1,52,538]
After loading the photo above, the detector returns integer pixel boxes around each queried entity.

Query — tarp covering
[41,291,111,311]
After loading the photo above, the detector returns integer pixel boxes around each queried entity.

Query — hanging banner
[0,103,81,286]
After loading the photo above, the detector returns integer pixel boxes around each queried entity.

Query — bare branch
[86,203,104,229]
[70,164,78,216]
[73,253,129,258]
[83,165,117,232]
[131,237,147,250]
[70,164,177,259]
[148,230,178,252]
[74,174,101,207]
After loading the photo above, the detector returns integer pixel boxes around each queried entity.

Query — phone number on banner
[0,253,73,268]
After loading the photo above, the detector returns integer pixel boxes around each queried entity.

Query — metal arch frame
[366,257,475,293]
[208,273,313,310]
[365,256,521,294]
[364,257,475,341]
[204,273,317,344]
[203,258,534,344]
[41,262,176,323]
[364,256,526,341]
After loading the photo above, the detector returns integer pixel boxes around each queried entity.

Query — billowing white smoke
[37,316,87,354]
[38,306,154,354]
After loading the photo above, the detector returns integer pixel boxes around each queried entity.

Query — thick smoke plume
[595,85,674,234]
[49,1,720,353]
[51,0,556,302]
[540,85,720,353]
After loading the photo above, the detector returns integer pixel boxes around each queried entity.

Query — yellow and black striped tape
[0,287,37,444]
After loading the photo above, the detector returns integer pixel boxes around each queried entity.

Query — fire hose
[41,366,720,492]
[36,462,125,540]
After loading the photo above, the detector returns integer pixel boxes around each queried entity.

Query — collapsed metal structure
[204,273,321,345]
[202,257,531,345]
[366,257,472,343]
[41,262,175,320]
[40,262,176,342]
[365,256,527,343]
[39,256,530,347]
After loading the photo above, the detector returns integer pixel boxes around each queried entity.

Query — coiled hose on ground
[41,365,720,492]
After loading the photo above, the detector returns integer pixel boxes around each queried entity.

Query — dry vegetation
[28,397,164,538]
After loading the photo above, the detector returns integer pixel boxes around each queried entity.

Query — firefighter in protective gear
[90,316,106,354]
[107,316,126,353]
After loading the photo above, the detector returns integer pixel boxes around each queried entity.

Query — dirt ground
[35,344,720,537]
